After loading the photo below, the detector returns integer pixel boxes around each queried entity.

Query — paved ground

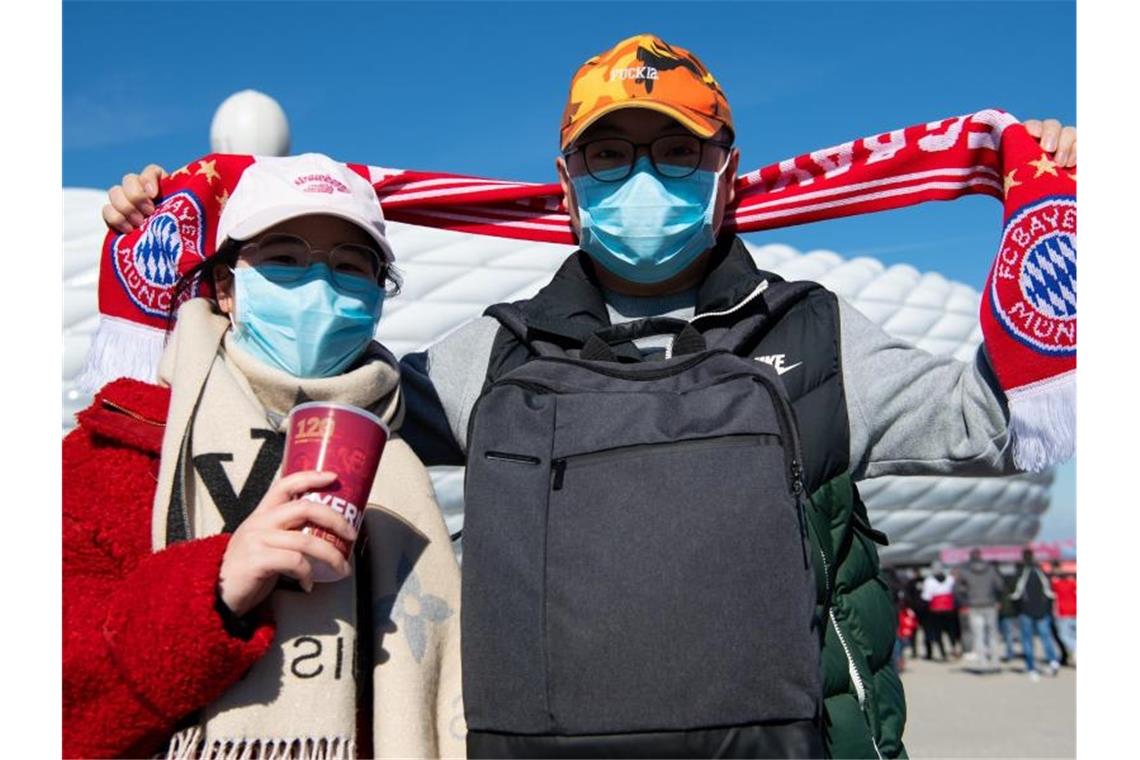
[899,653,1075,758]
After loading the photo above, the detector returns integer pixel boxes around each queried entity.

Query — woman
[920,562,956,662]
[63,154,465,759]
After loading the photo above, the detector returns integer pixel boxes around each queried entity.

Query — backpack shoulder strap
[485,302,690,363]
[483,302,531,345]
[482,302,582,358]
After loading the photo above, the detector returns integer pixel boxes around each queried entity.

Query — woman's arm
[62,431,275,758]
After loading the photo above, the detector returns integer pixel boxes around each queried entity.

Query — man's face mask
[571,155,726,284]
[229,262,385,378]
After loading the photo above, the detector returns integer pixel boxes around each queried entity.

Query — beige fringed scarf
[153,299,465,759]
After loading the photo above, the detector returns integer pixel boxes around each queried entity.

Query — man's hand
[1022,119,1077,167]
[102,164,168,233]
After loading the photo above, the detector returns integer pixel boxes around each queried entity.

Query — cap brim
[562,100,724,150]
[223,204,396,263]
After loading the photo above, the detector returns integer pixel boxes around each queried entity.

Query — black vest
[480,236,851,494]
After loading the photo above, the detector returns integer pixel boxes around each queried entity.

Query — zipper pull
[795,498,810,569]
[551,459,567,491]
[790,459,805,495]
[789,459,811,569]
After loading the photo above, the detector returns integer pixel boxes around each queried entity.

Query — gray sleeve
[424,316,501,454]
[839,297,1018,480]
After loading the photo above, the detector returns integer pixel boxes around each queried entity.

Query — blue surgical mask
[571,156,725,284]
[230,263,385,378]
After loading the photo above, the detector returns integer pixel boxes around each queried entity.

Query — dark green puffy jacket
[807,475,907,759]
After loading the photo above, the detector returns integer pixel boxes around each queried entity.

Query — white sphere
[209,90,291,156]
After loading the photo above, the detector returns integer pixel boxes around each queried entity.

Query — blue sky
[62,0,1075,541]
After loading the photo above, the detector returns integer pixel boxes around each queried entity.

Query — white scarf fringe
[165,726,355,760]
[1006,370,1076,472]
[76,315,167,394]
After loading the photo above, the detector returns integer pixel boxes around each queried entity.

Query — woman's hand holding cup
[217,470,357,617]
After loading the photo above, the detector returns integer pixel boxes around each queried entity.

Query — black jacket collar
[518,235,776,342]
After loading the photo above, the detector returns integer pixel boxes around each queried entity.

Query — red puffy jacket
[1051,576,1077,617]
[898,608,918,639]
[63,379,276,759]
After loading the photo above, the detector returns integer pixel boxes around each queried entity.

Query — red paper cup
[282,402,389,582]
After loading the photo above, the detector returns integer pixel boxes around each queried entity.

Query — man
[997,567,1020,662]
[103,33,1075,759]
[957,548,1006,672]
[1010,548,1061,681]
[1051,566,1077,666]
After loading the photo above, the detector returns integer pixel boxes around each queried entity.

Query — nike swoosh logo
[754,357,803,375]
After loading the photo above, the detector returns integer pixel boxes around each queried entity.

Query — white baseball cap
[216,152,394,263]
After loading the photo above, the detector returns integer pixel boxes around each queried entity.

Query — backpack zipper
[465,354,732,451]
[530,350,721,381]
[484,451,542,465]
[488,369,807,495]
[549,434,782,492]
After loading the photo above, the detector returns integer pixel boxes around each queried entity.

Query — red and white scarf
[80,109,1075,471]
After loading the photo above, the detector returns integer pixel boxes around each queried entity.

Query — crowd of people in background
[885,548,1076,682]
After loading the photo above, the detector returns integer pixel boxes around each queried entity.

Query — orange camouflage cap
[560,33,734,151]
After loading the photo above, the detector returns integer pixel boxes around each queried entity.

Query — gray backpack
[461,307,826,757]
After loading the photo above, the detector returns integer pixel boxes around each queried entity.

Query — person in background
[896,595,919,673]
[1041,561,1070,666]
[921,562,956,662]
[1051,566,1077,667]
[903,569,924,659]
[956,548,1006,673]
[997,568,1020,663]
[1009,548,1060,681]
[949,579,965,659]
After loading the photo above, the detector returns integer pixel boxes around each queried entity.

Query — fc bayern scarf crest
[81,109,1075,471]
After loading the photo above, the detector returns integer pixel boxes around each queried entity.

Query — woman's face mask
[229,262,385,378]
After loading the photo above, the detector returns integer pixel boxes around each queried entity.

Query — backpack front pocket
[544,434,820,734]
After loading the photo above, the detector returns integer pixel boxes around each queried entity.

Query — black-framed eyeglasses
[239,233,388,292]
[564,134,733,182]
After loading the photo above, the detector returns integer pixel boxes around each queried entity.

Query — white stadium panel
[61,188,1050,564]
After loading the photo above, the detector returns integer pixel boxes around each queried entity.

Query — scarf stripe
[82,108,1075,471]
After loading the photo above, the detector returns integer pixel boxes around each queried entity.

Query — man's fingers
[101,203,132,233]
[141,164,167,198]
[1023,119,1043,138]
[1040,118,1062,153]
[108,186,144,228]
[121,174,155,216]
[1055,127,1077,167]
